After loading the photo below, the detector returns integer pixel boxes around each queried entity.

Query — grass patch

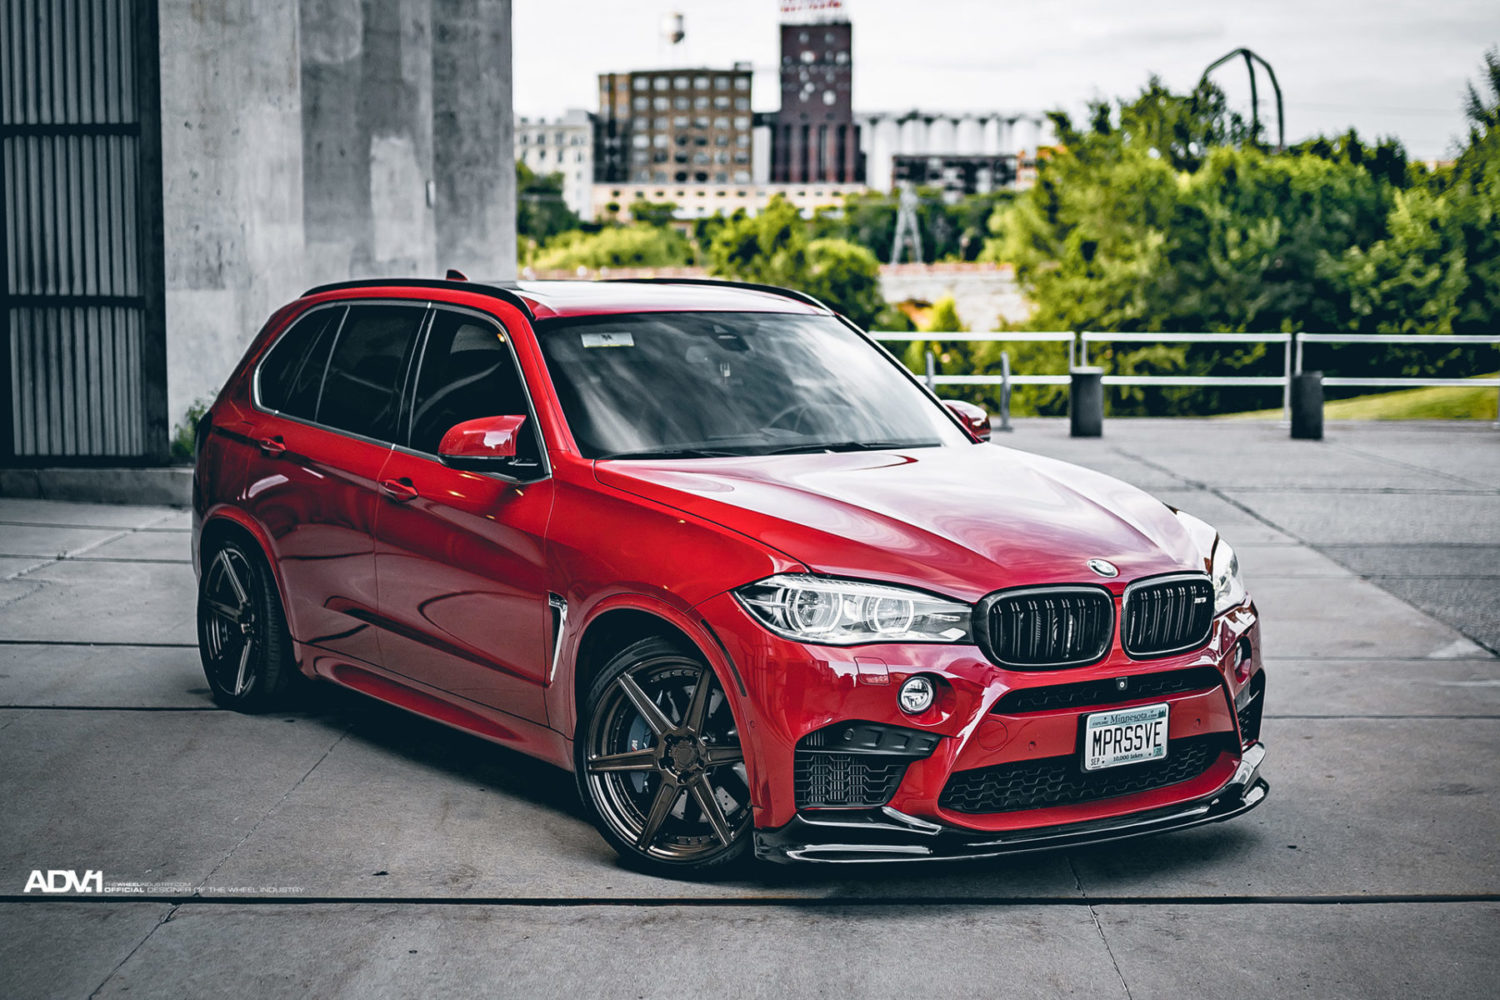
[1221,375,1498,421]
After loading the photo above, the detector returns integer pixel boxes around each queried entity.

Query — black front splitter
[755,744,1268,864]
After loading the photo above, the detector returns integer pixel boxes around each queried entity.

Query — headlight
[734,574,973,645]
[1211,538,1246,614]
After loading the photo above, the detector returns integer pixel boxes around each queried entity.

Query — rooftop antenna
[658,11,688,66]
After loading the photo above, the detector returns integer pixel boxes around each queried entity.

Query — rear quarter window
[256,306,344,419]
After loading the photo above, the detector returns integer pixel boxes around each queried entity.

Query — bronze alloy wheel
[197,539,295,711]
[579,638,752,873]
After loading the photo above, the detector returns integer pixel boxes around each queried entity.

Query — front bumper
[756,743,1268,863]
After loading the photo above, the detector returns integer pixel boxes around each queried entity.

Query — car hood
[595,445,1207,601]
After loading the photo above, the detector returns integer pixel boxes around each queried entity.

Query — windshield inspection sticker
[581,332,635,349]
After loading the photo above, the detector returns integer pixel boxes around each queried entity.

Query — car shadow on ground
[273,677,1264,893]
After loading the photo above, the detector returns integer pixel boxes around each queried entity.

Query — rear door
[372,306,555,723]
[241,301,427,665]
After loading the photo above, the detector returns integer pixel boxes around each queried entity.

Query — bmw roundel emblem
[1087,558,1119,578]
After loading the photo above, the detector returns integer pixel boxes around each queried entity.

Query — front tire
[575,637,753,876]
[197,538,297,712]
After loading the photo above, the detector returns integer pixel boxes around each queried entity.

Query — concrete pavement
[1,420,1497,998]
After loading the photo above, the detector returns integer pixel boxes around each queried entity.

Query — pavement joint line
[1067,854,1135,1000]
[2,893,1498,908]
[0,705,224,712]
[1224,487,1500,495]
[194,728,352,893]
[1320,542,1500,549]
[86,903,179,1000]
[0,640,197,648]
[1335,440,1496,492]
[1109,445,1500,659]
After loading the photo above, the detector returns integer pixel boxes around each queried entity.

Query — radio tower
[890,182,924,264]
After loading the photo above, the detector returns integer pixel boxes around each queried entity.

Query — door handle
[258,435,286,457]
[379,477,419,503]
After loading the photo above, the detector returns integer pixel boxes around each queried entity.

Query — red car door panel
[371,307,555,723]
[373,452,554,720]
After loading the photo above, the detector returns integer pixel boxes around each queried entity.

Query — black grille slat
[1122,576,1213,658]
[939,734,1228,813]
[793,722,941,809]
[993,666,1223,715]
[982,587,1114,669]
[794,755,910,809]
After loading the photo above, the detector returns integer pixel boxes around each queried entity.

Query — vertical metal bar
[1283,334,1293,423]
[1295,334,1304,376]
[1079,333,1089,368]
[924,349,935,392]
[134,0,168,459]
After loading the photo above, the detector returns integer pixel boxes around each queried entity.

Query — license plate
[1082,703,1169,771]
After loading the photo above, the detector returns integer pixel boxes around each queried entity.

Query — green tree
[628,198,679,228]
[979,73,1483,415]
[705,195,886,327]
[516,161,579,249]
[532,225,694,271]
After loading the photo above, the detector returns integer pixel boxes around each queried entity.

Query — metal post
[1282,336,1293,424]
[1079,334,1089,367]
[924,350,936,392]
[1070,367,1104,438]
[1291,371,1324,440]
[998,351,1013,432]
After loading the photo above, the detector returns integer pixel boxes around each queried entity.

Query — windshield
[534,311,970,459]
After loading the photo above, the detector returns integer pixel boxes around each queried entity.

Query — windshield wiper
[764,440,921,455]
[596,447,741,460]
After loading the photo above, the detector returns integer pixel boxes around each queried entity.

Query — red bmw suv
[192,277,1267,875]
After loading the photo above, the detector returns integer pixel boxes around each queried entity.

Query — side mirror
[438,415,530,471]
[942,399,992,442]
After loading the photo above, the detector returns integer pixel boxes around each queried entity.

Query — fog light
[898,675,936,715]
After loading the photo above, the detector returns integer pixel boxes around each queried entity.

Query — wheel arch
[563,601,750,746]
[197,509,300,643]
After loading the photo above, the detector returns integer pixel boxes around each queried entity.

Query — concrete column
[433,0,516,280]
[1291,372,1324,440]
[158,0,305,430]
[1070,367,1104,438]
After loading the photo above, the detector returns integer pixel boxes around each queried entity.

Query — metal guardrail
[872,330,1500,424]
[872,332,1076,386]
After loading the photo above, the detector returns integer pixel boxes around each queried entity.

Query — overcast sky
[513,0,1500,160]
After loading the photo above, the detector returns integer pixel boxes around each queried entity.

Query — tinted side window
[257,307,343,419]
[407,310,541,463]
[317,305,426,442]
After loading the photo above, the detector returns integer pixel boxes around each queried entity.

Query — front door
[372,307,555,723]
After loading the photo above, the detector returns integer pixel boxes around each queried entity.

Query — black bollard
[1291,371,1324,440]
[1070,367,1104,438]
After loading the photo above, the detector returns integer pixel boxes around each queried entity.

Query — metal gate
[1,0,166,463]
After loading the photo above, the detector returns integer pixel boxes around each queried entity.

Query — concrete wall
[433,0,516,280]
[302,0,438,286]
[159,0,306,432]
[159,0,514,435]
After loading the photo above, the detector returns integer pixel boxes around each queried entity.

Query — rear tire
[197,538,297,712]
[574,637,753,877]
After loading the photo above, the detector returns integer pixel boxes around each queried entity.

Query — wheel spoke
[232,637,254,696]
[205,598,242,624]
[215,550,249,606]
[704,745,743,768]
[617,673,674,738]
[635,777,680,850]
[586,747,658,774]
[688,776,733,847]
[682,666,714,734]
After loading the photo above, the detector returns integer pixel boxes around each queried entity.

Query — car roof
[299,277,829,322]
